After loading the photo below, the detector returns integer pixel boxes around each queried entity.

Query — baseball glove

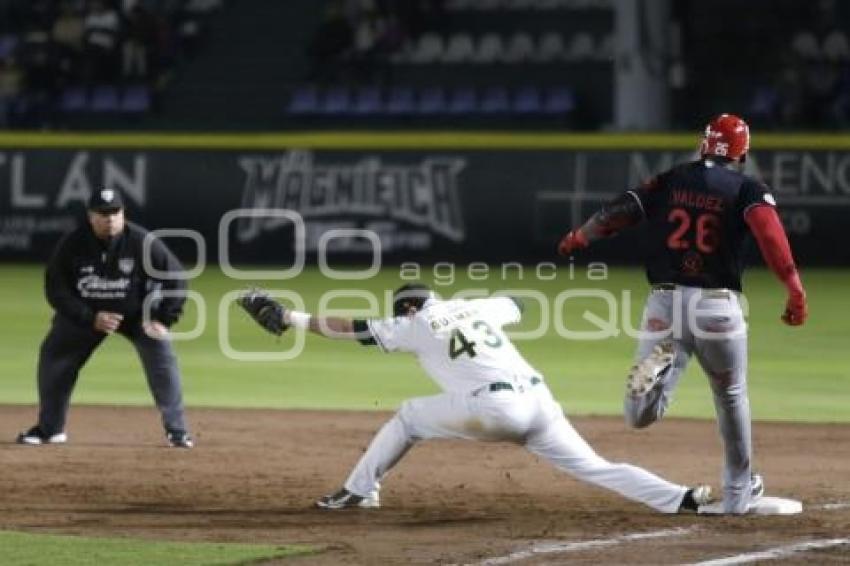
[238,288,289,336]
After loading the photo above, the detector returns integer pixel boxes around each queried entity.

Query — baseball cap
[393,283,435,316]
[88,188,124,212]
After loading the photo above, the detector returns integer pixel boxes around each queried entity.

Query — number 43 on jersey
[448,321,502,360]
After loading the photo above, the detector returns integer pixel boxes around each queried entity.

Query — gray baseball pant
[36,314,188,436]
[625,286,751,514]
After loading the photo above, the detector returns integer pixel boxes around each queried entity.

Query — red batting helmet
[700,114,750,160]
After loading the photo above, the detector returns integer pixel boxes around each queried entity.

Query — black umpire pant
[36,314,188,436]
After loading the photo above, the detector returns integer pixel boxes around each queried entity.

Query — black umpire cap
[88,188,124,212]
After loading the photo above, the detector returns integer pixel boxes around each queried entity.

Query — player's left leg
[692,291,751,514]
[624,289,694,428]
[128,328,190,445]
[339,387,536,502]
[525,385,699,513]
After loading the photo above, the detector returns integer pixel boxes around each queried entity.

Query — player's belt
[486,377,543,393]
[702,289,733,299]
[651,284,733,298]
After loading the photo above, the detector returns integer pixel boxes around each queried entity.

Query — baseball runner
[16,189,193,448]
[557,114,808,514]
[240,284,712,512]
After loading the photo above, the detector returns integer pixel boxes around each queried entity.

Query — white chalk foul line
[469,526,698,566]
[687,538,850,566]
[817,502,850,511]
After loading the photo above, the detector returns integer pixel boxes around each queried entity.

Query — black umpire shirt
[45,220,187,330]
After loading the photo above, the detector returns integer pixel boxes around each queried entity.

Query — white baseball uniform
[343,296,690,513]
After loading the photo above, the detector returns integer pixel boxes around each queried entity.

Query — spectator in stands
[0,55,23,127]
[173,0,221,58]
[306,0,441,81]
[52,1,85,84]
[778,0,850,128]
[122,3,158,80]
[348,0,411,80]
[83,0,122,83]
[308,0,355,81]
[18,26,60,126]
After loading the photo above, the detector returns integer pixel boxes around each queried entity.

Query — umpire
[16,188,193,448]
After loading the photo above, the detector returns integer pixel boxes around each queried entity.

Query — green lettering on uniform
[448,329,477,359]
[472,320,503,348]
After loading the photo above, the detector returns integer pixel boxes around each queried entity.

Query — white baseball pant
[343,380,688,513]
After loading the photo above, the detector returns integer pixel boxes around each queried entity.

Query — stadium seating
[121,86,152,113]
[55,85,152,116]
[285,84,576,119]
[289,0,614,128]
[59,87,87,113]
[90,86,120,113]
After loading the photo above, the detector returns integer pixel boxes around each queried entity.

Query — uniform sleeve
[146,236,187,327]
[44,233,96,327]
[478,297,522,327]
[744,204,802,293]
[737,179,776,218]
[625,174,663,217]
[365,317,418,353]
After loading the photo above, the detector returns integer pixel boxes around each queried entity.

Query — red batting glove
[781,272,807,326]
[781,290,808,326]
[557,229,589,256]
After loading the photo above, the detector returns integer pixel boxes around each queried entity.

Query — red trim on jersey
[744,204,803,294]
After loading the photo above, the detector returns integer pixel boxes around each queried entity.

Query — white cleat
[691,485,714,506]
[750,473,764,501]
[697,475,801,515]
[627,341,675,397]
[16,426,67,445]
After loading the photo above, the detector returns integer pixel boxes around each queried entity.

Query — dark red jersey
[628,159,776,291]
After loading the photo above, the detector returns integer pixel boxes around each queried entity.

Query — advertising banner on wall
[1,146,848,264]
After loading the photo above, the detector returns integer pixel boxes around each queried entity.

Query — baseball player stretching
[240,284,712,512]
[558,114,808,514]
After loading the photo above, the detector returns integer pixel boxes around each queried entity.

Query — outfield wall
[0,132,848,265]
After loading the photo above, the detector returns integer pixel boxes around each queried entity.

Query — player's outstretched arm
[558,192,644,255]
[299,314,361,340]
[744,205,808,326]
[238,289,364,340]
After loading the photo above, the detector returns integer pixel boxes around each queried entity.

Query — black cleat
[680,485,714,512]
[166,430,194,448]
[316,488,379,509]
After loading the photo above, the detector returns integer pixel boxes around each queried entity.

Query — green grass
[0,530,312,566]
[0,264,847,422]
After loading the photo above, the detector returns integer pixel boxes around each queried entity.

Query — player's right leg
[691,291,752,514]
[624,289,692,428]
[19,315,104,444]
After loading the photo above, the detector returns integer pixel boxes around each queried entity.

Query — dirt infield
[1,405,849,565]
